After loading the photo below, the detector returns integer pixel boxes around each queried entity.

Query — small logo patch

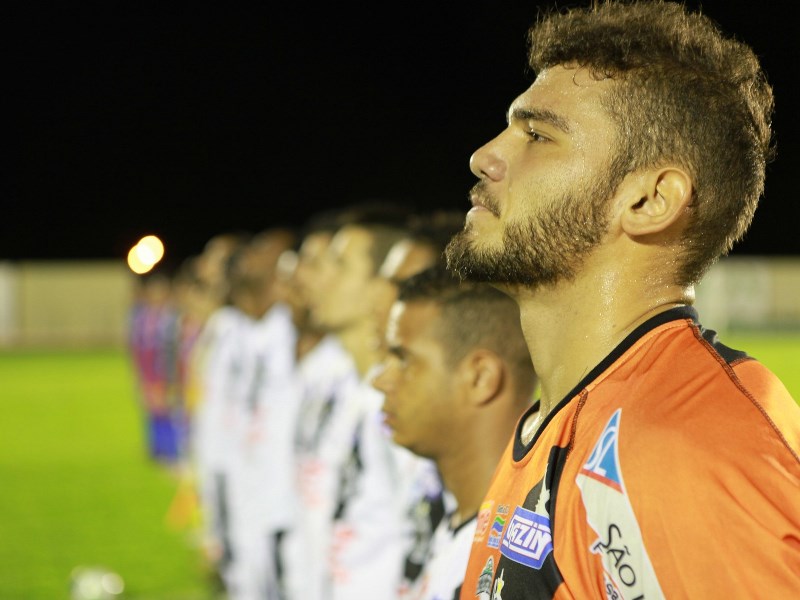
[487,505,509,549]
[487,514,506,549]
[474,501,493,542]
[499,505,553,569]
[579,409,622,492]
[475,556,494,597]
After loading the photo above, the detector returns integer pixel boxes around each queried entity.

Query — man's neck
[438,408,521,528]
[336,319,382,378]
[513,274,693,417]
[439,455,490,530]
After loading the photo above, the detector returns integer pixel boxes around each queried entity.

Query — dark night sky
[6,1,799,266]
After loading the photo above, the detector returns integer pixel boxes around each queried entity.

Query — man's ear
[619,168,693,237]
[461,349,504,406]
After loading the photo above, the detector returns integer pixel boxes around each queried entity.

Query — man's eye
[527,129,549,142]
[387,349,407,366]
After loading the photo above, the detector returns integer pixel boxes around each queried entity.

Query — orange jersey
[461,307,800,599]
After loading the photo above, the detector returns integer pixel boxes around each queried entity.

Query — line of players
[163,201,540,600]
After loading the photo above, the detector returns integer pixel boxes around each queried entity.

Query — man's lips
[470,195,486,209]
[467,205,490,218]
[469,195,499,217]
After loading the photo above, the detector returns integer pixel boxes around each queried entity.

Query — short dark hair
[397,263,536,396]
[336,200,415,273]
[528,0,774,284]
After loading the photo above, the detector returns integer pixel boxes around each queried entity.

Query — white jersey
[227,302,300,600]
[191,305,250,476]
[231,302,299,532]
[328,367,447,600]
[327,377,406,600]
[283,334,360,600]
[403,511,477,600]
[396,457,448,596]
[189,305,252,569]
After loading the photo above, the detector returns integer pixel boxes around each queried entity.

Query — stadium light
[137,235,165,263]
[126,234,165,274]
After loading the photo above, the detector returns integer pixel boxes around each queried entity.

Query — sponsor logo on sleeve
[578,409,622,492]
[499,505,553,569]
[576,409,666,599]
[475,556,494,599]
[487,505,509,549]
[474,501,494,543]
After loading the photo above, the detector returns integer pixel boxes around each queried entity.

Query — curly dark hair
[528,0,775,285]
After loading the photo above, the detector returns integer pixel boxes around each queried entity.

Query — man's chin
[445,237,500,283]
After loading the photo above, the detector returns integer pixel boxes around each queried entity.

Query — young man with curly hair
[445,1,799,597]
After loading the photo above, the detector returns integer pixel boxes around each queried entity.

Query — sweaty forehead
[510,65,614,128]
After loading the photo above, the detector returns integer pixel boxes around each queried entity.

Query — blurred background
[3,1,799,598]
[5,0,799,264]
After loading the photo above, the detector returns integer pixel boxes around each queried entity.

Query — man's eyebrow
[507,107,571,134]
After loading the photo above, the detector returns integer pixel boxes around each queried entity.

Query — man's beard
[445,180,612,287]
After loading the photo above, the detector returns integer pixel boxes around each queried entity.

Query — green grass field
[724,332,800,398]
[0,336,797,599]
[0,349,220,600]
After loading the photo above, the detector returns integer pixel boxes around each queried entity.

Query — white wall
[0,262,20,345]
[695,256,800,333]
[0,260,137,348]
[0,256,797,349]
